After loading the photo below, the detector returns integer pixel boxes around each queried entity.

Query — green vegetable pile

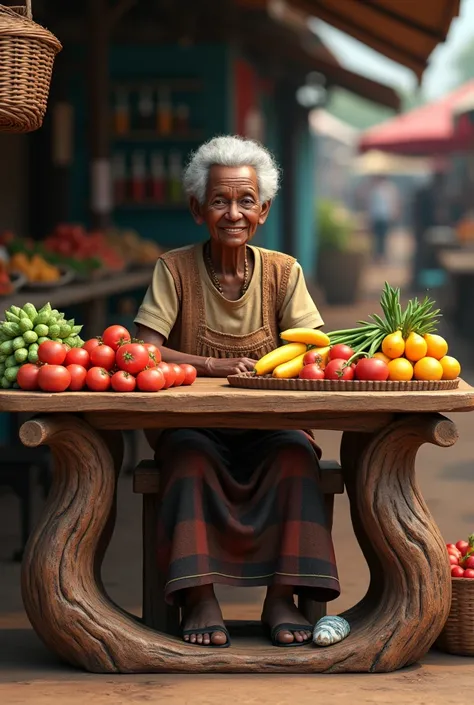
[0,302,84,388]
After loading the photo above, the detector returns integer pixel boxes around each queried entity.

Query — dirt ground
[2,231,474,704]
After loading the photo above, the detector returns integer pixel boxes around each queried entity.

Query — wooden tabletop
[1,378,473,415]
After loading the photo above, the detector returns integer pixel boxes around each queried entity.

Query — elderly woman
[135,136,340,649]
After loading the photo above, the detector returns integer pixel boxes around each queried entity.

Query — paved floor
[2,230,474,703]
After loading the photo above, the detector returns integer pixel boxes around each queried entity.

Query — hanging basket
[0,1,62,133]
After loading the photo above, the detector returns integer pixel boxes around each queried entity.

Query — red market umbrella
[359,81,474,155]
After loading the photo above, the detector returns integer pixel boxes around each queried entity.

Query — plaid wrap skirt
[154,428,340,606]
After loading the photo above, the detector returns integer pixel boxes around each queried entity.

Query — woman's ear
[189,197,205,225]
[258,200,272,225]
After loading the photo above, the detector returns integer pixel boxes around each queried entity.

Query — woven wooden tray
[227,373,460,392]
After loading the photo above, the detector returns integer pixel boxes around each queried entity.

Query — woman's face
[190,165,271,247]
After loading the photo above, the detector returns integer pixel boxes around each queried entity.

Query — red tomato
[102,325,131,351]
[65,347,90,369]
[355,358,389,381]
[83,338,102,355]
[329,344,354,362]
[143,342,161,367]
[66,364,87,391]
[116,343,149,375]
[37,365,71,393]
[38,340,66,366]
[180,364,197,386]
[90,344,116,371]
[111,370,136,392]
[324,358,354,381]
[299,363,325,380]
[156,361,176,389]
[456,540,470,556]
[303,350,325,366]
[136,368,165,392]
[463,556,474,570]
[449,554,459,566]
[451,565,465,578]
[447,542,461,554]
[17,363,40,391]
[447,546,462,560]
[86,366,111,391]
[171,363,186,387]
[463,568,474,579]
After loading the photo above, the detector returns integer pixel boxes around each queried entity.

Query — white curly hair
[182,135,280,205]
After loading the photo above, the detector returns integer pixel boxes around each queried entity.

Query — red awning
[358,81,474,155]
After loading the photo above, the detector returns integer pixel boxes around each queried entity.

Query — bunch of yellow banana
[254,328,331,379]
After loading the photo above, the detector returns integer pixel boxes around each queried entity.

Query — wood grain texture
[18,412,457,673]
[2,378,474,415]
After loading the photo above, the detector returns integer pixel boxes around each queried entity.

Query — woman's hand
[205,356,255,377]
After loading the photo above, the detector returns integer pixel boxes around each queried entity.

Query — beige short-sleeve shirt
[134,245,324,341]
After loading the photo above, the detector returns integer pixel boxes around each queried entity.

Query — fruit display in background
[0,260,13,295]
[9,252,62,283]
[105,228,163,266]
[0,302,84,388]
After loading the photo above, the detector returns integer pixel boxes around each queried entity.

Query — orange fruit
[382,332,405,359]
[387,357,414,381]
[424,334,448,360]
[439,355,461,380]
[404,332,428,362]
[413,356,443,381]
[373,351,391,364]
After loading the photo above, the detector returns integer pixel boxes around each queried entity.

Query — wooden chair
[133,458,344,636]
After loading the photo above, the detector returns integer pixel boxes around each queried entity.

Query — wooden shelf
[112,130,203,143]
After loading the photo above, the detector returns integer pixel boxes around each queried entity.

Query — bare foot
[262,586,312,645]
[181,585,228,646]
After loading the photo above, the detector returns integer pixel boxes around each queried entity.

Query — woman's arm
[136,324,255,377]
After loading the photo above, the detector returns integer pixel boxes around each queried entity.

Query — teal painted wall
[294,116,316,278]
[70,43,231,249]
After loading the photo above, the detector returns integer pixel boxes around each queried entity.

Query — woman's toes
[211,631,228,646]
[276,630,294,644]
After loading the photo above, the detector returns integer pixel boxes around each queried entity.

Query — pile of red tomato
[16,324,197,393]
[447,536,474,578]
[298,343,389,381]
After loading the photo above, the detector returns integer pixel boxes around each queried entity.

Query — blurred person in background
[368,174,400,262]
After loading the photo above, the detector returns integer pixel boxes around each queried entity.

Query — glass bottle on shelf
[150,151,166,204]
[130,150,147,203]
[168,151,183,204]
[113,88,130,135]
[156,88,172,136]
[175,103,190,134]
[112,152,127,205]
[137,86,154,132]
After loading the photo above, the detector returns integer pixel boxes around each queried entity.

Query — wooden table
[2,379,474,674]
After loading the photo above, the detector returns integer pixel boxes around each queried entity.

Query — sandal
[264,622,313,647]
[181,624,231,648]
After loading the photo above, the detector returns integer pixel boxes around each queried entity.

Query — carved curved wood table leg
[19,413,457,674]
[339,413,457,672]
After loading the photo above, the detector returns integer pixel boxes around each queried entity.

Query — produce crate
[436,578,474,656]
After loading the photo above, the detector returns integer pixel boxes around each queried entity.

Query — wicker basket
[0,1,62,133]
[436,578,474,656]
